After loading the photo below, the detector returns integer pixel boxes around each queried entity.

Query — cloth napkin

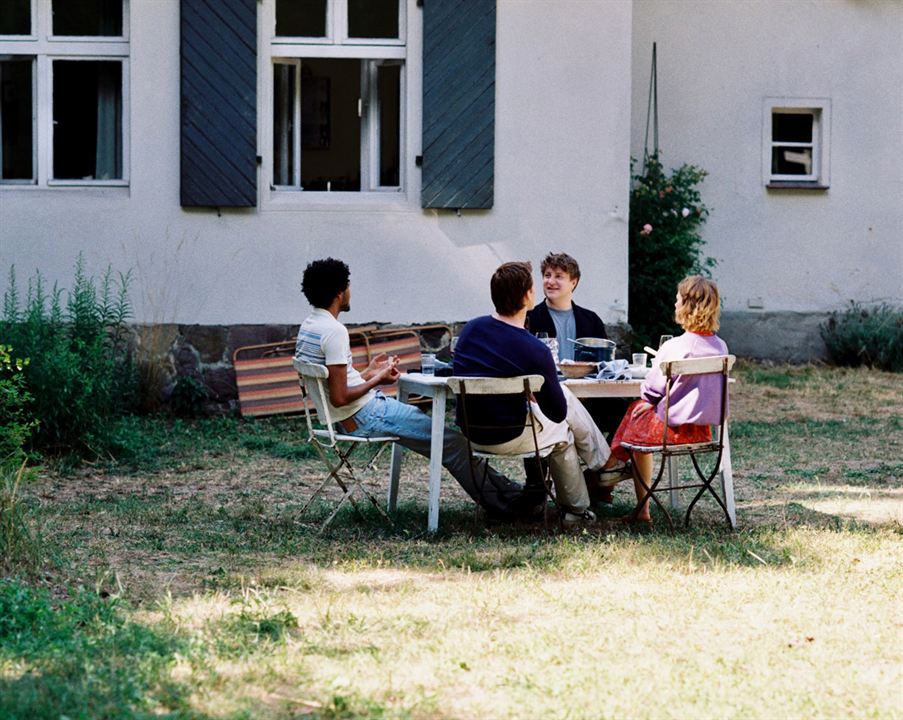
[596,359,631,381]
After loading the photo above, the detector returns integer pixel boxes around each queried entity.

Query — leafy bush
[0,344,36,467]
[821,302,903,372]
[628,153,714,350]
[1,256,138,456]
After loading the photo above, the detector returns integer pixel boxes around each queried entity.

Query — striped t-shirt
[295,308,373,422]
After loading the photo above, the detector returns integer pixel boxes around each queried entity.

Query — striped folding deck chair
[234,334,370,418]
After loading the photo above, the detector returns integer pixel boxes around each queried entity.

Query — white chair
[446,375,558,523]
[620,354,737,529]
[293,359,398,533]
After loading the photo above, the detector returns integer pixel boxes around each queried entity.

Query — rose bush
[628,153,714,350]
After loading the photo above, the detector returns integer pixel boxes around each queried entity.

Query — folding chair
[447,375,559,525]
[621,354,737,530]
[292,359,397,533]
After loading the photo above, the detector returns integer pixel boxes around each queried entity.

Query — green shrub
[0,344,36,467]
[1,256,138,456]
[821,302,903,372]
[628,153,714,350]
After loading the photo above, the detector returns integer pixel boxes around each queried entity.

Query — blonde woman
[605,276,729,524]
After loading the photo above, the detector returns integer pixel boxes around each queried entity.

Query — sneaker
[561,508,597,527]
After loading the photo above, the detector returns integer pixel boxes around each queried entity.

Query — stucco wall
[1,0,633,328]
[631,0,903,315]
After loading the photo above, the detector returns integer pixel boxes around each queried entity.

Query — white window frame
[763,97,831,189]
[0,0,130,188]
[263,0,411,207]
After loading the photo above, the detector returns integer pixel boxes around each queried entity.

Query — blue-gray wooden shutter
[421,0,495,209]
[180,0,257,207]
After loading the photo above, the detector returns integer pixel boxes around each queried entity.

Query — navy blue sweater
[453,316,566,445]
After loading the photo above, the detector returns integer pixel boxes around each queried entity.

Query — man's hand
[372,355,400,384]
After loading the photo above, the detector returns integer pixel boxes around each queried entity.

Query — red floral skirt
[610,400,712,461]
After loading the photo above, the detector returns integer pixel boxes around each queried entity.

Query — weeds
[1,257,138,457]
[821,301,903,372]
[0,462,44,575]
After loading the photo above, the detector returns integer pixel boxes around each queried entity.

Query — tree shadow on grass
[0,579,209,720]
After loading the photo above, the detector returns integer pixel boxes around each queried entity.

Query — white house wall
[0,0,633,328]
[631,0,903,316]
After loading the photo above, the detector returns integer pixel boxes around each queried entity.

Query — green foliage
[169,374,210,417]
[0,578,190,718]
[820,302,903,372]
[1,256,138,457]
[0,344,36,467]
[628,153,715,350]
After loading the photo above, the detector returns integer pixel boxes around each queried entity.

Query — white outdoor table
[387,373,735,532]
[389,373,660,532]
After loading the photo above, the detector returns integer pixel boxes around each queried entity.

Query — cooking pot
[573,337,616,363]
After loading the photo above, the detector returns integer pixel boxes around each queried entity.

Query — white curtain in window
[94,63,121,179]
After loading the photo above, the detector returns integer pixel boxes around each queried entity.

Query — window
[0,0,128,186]
[763,98,830,189]
[269,0,405,194]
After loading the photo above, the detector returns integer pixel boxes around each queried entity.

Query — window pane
[52,0,122,36]
[301,59,360,191]
[772,146,812,176]
[273,64,296,185]
[53,61,122,180]
[1,59,33,180]
[348,0,398,39]
[0,0,31,35]
[772,112,813,143]
[378,64,399,186]
[276,0,326,37]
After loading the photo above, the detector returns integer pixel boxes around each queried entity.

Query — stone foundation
[133,315,820,415]
[719,311,830,363]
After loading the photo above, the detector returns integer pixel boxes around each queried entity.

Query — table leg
[387,385,408,513]
[427,389,447,533]
[720,423,737,529]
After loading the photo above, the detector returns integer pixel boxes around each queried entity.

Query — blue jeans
[343,393,527,517]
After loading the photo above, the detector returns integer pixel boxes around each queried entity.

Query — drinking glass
[421,353,436,375]
[658,334,674,348]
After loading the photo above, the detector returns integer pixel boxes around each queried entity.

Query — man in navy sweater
[453,261,612,526]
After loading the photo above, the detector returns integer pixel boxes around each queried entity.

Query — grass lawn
[2,364,901,719]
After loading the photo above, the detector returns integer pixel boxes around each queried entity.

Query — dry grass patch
[5,363,902,718]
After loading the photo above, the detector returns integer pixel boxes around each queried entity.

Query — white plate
[629,365,650,379]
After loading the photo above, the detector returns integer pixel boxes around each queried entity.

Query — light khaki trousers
[473,386,611,511]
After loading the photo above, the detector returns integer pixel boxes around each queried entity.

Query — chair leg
[300,441,393,531]
[628,451,675,530]
[684,450,732,529]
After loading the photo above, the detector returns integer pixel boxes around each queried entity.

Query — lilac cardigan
[641,332,729,427]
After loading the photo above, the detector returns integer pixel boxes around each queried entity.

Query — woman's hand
[632,400,654,419]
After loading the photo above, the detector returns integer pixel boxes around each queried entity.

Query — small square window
[763,98,830,189]
[52,0,122,37]
[53,60,123,180]
[0,0,31,35]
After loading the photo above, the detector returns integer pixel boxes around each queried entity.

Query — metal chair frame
[621,354,737,530]
[447,375,559,525]
[293,359,397,533]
